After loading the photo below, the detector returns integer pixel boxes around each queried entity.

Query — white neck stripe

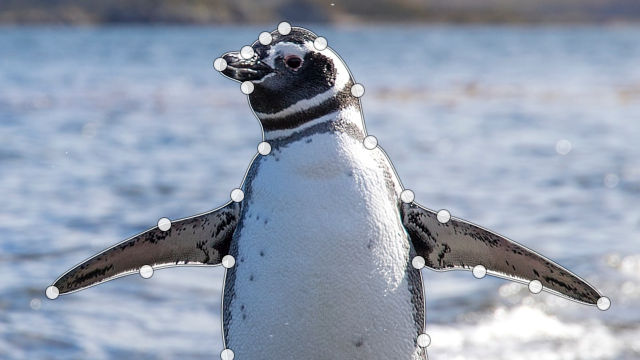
[263,105,363,141]
[255,86,339,120]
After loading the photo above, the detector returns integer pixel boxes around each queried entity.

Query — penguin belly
[224,133,425,360]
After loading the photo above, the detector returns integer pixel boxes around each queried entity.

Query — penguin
[50,24,607,360]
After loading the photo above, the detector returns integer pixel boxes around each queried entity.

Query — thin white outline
[215,23,607,359]
[50,201,239,296]
[413,202,605,307]
[48,23,608,360]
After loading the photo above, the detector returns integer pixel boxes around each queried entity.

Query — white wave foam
[427,305,634,360]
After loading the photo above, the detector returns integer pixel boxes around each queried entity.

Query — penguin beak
[221,51,273,82]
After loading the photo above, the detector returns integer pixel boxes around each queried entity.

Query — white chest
[224,132,424,359]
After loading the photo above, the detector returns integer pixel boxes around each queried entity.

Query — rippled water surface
[1,25,639,359]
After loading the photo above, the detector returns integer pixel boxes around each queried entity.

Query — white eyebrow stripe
[253,72,276,84]
[263,41,310,68]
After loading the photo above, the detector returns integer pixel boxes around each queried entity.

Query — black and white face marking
[220,27,358,133]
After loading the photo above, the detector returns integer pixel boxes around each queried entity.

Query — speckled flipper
[401,202,601,305]
[53,201,240,295]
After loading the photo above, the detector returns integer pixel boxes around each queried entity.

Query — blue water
[1,25,639,359]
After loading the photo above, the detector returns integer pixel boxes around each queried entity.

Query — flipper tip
[45,285,59,300]
[597,296,611,311]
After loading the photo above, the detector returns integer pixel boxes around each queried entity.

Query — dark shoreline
[2,23,640,30]
[2,0,640,25]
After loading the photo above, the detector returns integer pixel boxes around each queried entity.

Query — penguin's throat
[261,104,366,143]
[255,81,355,125]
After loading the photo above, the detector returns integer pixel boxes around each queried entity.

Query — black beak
[221,51,273,82]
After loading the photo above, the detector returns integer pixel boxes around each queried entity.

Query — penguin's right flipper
[53,201,240,295]
[401,202,602,305]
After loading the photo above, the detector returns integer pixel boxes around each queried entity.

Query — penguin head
[220,27,356,130]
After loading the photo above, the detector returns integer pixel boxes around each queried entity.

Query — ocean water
[0,25,639,359]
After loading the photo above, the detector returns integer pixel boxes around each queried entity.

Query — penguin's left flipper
[53,201,240,295]
[401,202,601,305]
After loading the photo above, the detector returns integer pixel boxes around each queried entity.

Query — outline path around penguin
[48,23,610,359]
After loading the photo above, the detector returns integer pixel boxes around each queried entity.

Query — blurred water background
[1,25,639,359]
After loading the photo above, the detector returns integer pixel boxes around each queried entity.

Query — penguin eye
[284,55,303,70]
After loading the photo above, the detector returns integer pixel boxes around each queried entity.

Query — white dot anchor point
[472,264,487,279]
[222,255,236,269]
[140,265,154,279]
[529,279,543,294]
[45,285,59,300]
[221,348,235,360]
[231,188,245,202]
[259,32,273,45]
[314,37,328,51]
[400,189,415,203]
[597,296,611,311]
[257,141,272,155]
[351,83,365,98]
[436,209,451,224]
[278,22,292,35]
[417,333,431,348]
[412,256,426,270]
[158,217,172,231]
[241,81,254,95]
[240,45,254,60]
[213,58,227,72]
